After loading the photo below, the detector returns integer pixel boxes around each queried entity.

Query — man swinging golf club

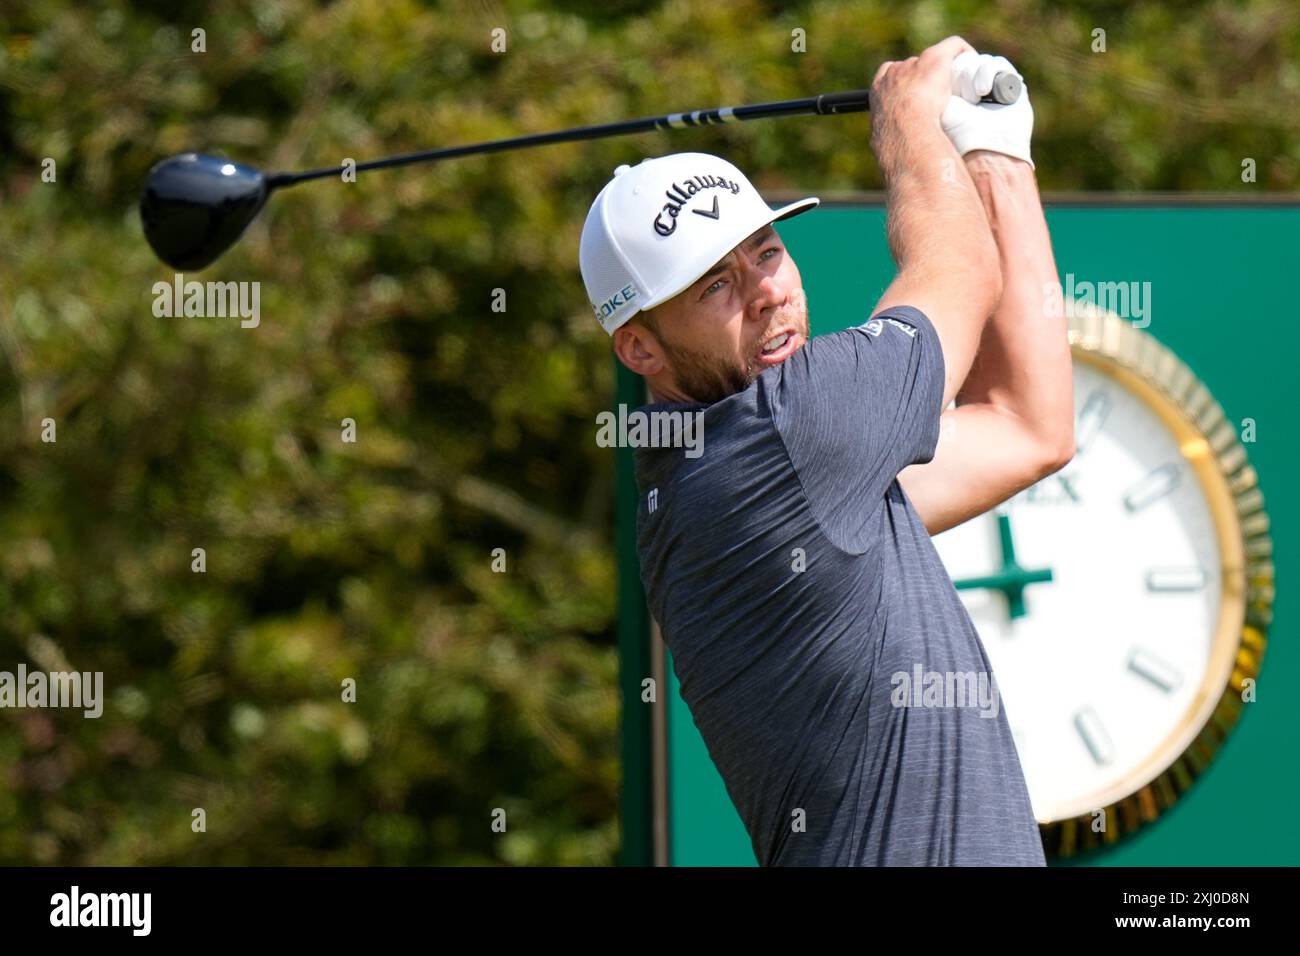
[580,36,1074,866]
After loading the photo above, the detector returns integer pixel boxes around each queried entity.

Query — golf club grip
[813,90,873,115]
[986,72,1022,105]
[815,71,1021,115]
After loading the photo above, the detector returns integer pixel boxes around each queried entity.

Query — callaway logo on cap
[579,152,819,335]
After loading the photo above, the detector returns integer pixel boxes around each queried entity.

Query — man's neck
[647,380,691,404]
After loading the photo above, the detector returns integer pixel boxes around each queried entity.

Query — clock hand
[952,512,1053,621]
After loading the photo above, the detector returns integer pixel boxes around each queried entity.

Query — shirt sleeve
[767,305,946,549]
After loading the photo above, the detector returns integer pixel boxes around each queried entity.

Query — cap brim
[639,195,820,312]
[770,196,820,223]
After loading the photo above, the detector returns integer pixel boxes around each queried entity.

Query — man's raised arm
[867,36,1003,410]
[899,57,1075,535]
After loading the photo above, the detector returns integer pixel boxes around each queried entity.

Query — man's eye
[700,248,778,299]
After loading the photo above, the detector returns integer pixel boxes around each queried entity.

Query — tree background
[0,0,1295,865]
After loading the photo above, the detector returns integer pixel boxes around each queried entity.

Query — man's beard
[662,290,810,405]
[658,339,753,406]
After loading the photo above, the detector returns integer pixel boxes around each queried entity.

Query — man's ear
[613,321,666,376]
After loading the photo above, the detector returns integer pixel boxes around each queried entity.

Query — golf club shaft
[269,75,1020,189]
[267,90,876,188]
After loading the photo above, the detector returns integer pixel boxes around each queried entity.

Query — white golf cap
[580,152,819,335]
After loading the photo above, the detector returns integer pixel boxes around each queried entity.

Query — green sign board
[618,199,1296,867]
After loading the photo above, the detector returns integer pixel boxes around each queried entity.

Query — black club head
[140,153,270,271]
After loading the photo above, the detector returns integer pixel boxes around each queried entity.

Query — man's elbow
[1031,430,1076,480]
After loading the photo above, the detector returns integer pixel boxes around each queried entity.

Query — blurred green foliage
[0,0,1296,865]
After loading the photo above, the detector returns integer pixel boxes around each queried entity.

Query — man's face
[615,223,810,404]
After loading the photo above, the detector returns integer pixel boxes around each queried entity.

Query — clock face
[932,355,1235,823]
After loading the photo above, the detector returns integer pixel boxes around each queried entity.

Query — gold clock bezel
[1038,306,1273,858]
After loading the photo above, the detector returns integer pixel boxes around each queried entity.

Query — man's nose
[746,272,785,322]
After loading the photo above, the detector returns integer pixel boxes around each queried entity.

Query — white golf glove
[940,52,1034,167]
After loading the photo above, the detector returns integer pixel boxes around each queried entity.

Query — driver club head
[140,152,271,271]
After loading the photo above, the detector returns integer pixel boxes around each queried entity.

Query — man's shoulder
[771,307,938,405]
[803,306,935,351]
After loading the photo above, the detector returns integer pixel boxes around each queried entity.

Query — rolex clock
[931,306,1274,857]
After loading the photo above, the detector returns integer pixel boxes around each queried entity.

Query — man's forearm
[957,152,1073,458]
[876,118,1000,305]
[869,109,1002,406]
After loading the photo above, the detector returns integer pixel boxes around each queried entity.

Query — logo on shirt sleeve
[859,315,919,339]
[647,487,659,514]
[885,317,918,338]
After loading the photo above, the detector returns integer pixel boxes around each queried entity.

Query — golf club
[140,74,1022,271]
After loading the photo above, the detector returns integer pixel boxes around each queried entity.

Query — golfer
[580,36,1073,865]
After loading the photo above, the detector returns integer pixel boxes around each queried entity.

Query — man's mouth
[757,329,800,366]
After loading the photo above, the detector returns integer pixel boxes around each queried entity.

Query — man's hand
[870,36,978,170]
[940,52,1035,167]
[872,36,977,120]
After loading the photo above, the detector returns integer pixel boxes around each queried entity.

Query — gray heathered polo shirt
[633,305,1046,866]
